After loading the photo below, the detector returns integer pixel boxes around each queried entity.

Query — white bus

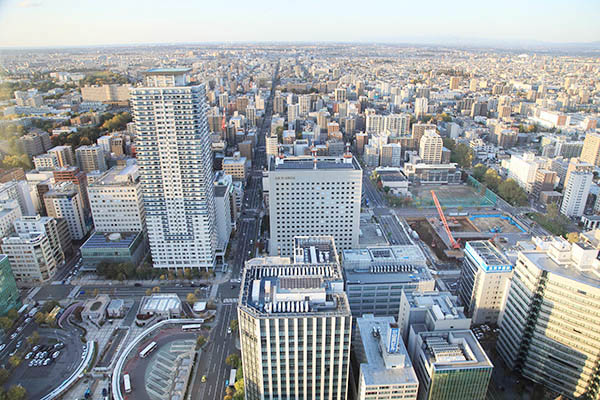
[123,374,132,394]
[228,369,237,386]
[182,324,203,332]
[139,341,157,358]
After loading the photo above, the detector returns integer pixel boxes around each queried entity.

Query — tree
[226,387,234,396]
[472,164,487,181]
[145,288,152,296]
[566,232,580,243]
[226,353,241,369]
[497,179,528,206]
[383,186,390,193]
[6,385,26,400]
[0,368,9,385]
[229,319,239,332]
[0,317,13,331]
[152,286,161,293]
[233,379,245,400]
[27,331,40,345]
[8,355,21,368]
[196,336,207,348]
[547,203,559,220]
[483,169,501,191]
[224,396,233,400]
[186,293,197,304]
[34,312,47,325]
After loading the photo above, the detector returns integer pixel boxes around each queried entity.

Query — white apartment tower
[419,130,443,164]
[75,145,107,172]
[88,164,146,233]
[266,154,362,257]
[560,158,593,217]
[131,68,217,269]
[238,237,352,400]
[44,182,89,240]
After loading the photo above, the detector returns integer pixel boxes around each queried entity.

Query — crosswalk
[222,298,238,304]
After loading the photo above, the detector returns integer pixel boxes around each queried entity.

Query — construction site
[407,192,528,261]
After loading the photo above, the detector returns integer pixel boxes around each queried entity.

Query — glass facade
[0,255,21,315]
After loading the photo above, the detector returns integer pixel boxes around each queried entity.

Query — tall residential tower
[131,69,217,269]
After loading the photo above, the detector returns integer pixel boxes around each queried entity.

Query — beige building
[81,84,131,104]
[222,152,248,181]
[44,182,89,240]
[75,145,107,172]
[1,232,57,283]
[581,132,600,166]
[419,130,443,164]
[47,145,75,167]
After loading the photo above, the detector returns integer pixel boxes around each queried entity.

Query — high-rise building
[532,169,557,201]
[409,330,493,400]
[353,315,419,400]
[0,255,21,315]
[0,200,21,238]
[459,241,512,325]
[1,232,57,283]
[415,97,428,119]
[33,153,59,170]
[412,123,437,146]
[266,154,362,257]
[213,171,234,252]
[449,77,460,90]
[47,145,75,167]
[380,143,402,167]
[88,164,145,233]
[581,132,600,166]
[419,130,443,164]
[238,236,352,400]
[44,182,89,240]
[53,166,90,213]
[75,145,107,173]
[14,215,70,265]
[273,94,285,114]
[299,94,311,115]
[18,131,51,157]
[561,158,593,217]
[343,244,433,317]
[497,238,600,399]
[131,68,217,269]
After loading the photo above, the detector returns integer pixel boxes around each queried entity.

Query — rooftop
[90,164,139,186]
[140,294,181,314]
[81,231,141,249]
[405,291,468,323]
[356,315,419,387]
[416,330,493,371]
[465,241,512,273]
[521,249,600,288]
[270,155,361,171]
[144,68,191,75]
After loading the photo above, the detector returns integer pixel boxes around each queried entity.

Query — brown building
[53,167,90,213]
[581,132,600,166]
[532,170,557,201]
[0,168,25,183]
[411,123,437,145]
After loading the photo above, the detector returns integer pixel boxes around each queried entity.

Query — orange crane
[431,190,461,249]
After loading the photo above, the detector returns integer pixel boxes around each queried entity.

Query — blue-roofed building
[459,240,512,325]
[80,231,147,267]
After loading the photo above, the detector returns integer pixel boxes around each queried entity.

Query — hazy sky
[0,0,598,48]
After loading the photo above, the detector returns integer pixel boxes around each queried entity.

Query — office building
[353,314,419,400]
[47,145,75,167]
[0,200,21,238]
[238,236,352,400]
[459,241,512,325]
[44,182,89,240]
[299,94,311,115]
[0,255,21,315]
[409,330,492,400]
[81,84,131,104]
[415,98,428,119]
[53,166,90,213]
[561,158,593,217]
[288,103,300,124]
[88,164,145,233]
[419,130,443,164]
[412,123,437,148]
[81,231,147,267]
[14,215,70,264]
[380,144,402,167]
[449,77,460,90]
[398,291,470,343]
[342,244,434,317]
[33,153,59,170]
[497,238,600,399]
[266,154,362,257]
[580,132,600,166]
[18,131,51,157]
[131,68,217,269]
[0,181,35,216]
[532,169,557,201]
[214,172,234,253]
[75,145,107,172]
[1,232,57,283]
[222,152,248,181]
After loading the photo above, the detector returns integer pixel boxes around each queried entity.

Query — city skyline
[0,0,599,48]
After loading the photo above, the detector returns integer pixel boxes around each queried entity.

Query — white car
[25,352,33,360]
[0,344,6,351]
[52,351,60,359]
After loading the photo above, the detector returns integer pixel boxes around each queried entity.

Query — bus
[228,369,237,387]
[182,324,203,332]
[123,374,132,394]
[139,341,157,358]
[17,304,29,316]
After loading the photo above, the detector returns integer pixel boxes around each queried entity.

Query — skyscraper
[131,68,217,269]
[419,130,443,164]
[580,132,600,166]
[238,236,352,400]
[560,158,593,217]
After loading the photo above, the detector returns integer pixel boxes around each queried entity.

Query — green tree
[226,353,241,369]
[0,317,13,331]
[8,355,21,368]
[27,331,40,345]
[483,169,501,191]
[6,384,26,400]
[196,336,207,348]
[498,179,528,206]
[0,368,9,385]
[230,319,239,332]
[472,164,487,181]
[233,379,245,400]
[186,293,197,304]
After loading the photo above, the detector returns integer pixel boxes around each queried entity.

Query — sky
[0,0,598,48]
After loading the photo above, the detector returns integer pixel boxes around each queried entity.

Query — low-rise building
[138,294,182,321]
[1,232,57,283]
[402,163,462,184]
[81,294,111,324]
[80,231,146,267]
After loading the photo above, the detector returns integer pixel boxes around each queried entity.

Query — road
[378,214,413,245]
[189,61,279,400]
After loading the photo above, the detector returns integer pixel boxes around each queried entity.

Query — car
[53,343,64,350]
[16,340,22,348]
[0,344,6,351]
[201,375,207,383]
[16,326,23,333]
[102,388,108,397]
[10,333,17,340]
[43,358,51,366]
[8,350,16,357]
[52,351,60,359]
[231,285,235,289]
[225,380,229,387]
[25,317,31,324]
[134,283,142,287]
[28,360,34,367]
[227,327,232,334]
[25,352,33,359]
